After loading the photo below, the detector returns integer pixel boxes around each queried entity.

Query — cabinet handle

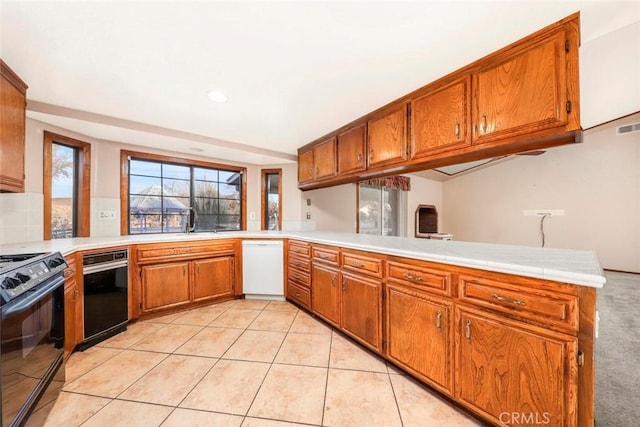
[183,266,187,277]
[350,262,364,268]
[64,269,76,278]
[342,277,347,291]
[454,120,460,139]
[465,319,472,341]
[480,114,487,133]
[319,254,329,259]
[369,149,374,163]
[295,262,304,268]
[197,265,200,274]
[403,272,423,282]
[331,275,336,286]
[74,289,79,301]
[356,153,363,164]
[295,292,301,297]
[491,294,526,306]
[436,311,442,331]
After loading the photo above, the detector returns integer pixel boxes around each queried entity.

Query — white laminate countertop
[0,231,606,288]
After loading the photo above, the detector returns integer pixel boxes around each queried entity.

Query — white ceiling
[1,1,637,165]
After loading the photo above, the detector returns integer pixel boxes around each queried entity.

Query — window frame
[261,168,282,231]
[43,131,91,240]
[356,183,407,237]
[119,150,247,235]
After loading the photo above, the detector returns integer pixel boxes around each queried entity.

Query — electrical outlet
[523,209,565,217]
[306,212,311,220]
[249,212,256,220]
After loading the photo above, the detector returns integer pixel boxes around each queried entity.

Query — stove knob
[47,256,65,269]
[2,276,21,289]
[15,272,31,283]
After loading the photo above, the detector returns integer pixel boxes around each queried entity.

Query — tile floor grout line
[63,346,126,385]
[110,350,172,402]
[387,368,406,427]
[320,330,335,427]
[76,396,115,427]
[242,414,323,427]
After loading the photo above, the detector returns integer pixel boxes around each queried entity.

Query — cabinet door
[456,307,577,427]
[337,124,366,175]
[313,137,337,180]
[386,285,452,395]
[411,77,470,159]
[0,71,26,193]
[298,148,314,183]
[141,262,191,313]
[341,272,382,352]
[473,31,568,144]
[193,256,235,302]
[367,104,408,168]
[64,277,77,358]
[311,264,340,328]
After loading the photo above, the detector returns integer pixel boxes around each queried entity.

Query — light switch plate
[99,211,116,220]
[249,212,256,220]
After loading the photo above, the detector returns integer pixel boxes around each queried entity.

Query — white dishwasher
[242,240,284,300]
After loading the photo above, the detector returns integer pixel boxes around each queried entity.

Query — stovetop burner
[0,252,67,305]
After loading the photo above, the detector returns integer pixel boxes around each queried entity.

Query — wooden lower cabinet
[455,306,577,427]
[141,261,190,313]
[311,263,340,328]
[193,256,235,302]
[63,254,82,359]
[386,284,452,396]
[341,272,382,352]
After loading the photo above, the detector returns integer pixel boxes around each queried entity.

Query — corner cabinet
[472,29,577,145]
[455,306,577,427]
[297,138,337,183]
[0,60,28,193]
[132,240,240,318]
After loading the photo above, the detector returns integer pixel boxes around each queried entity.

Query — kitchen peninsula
[0,231,602,427]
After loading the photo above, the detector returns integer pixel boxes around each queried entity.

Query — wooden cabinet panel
[0,61,27,193]
[459,275,578,332]
[337,124,366,175]
[312,245,339,266]
[287,281,311,309]
[386,284,452,395]
[141,262,191,312]
[314,138,337,180]
[341,272,382,352]
[289,254,311,273]
[456,306,577,427]
[367,104,408,168]
[473,31,568,144]
[411,77,470,159]
[288,266,310,288]
[193,257,235,302]
[63,254,81,358]
[297,148,315,183]
[288,240,311,258]
[387,260,452,297]
[341,251,383,278]
[311,264,340,328]
[136,241,235,264]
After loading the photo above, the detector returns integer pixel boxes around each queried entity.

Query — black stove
[0,252,67,305]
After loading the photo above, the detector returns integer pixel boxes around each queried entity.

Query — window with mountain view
[126,154,245,234]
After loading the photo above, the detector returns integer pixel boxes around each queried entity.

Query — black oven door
[1,276,65,427]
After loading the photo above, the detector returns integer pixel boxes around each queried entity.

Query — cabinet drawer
[288,240,311,258]
[289,254,311,272]
[137,241,235,263]
[341,252,383,278]
[288,267,311,288]
[312,246,339,266]
[459,276,578,331]
[287,281,311,309]
[387,261,452,296]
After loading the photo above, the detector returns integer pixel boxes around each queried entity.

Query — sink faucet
[184,207,198,233]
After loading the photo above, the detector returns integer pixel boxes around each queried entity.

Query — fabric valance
[359,175,410,191]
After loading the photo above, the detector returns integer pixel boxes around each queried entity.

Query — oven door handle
[1,276,65,320]
[83,260,128,275]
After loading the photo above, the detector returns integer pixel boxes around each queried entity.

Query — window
[43,132,91,240]
[357,176,409,237]
[261,169,282,230]
[120,151,246,234]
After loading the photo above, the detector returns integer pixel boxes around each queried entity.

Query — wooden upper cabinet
[456,306,577,427]
[0,60,27,193]
[367,104,408,168]
[472,30,569,144]
[298,138,337,183]
[314,137,337,180]
[337,124,366,175]
[297,148,315,183]
[410,77,471,159]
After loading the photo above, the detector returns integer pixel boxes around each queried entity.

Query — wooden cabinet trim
[312,245,340,266]
[387,260,453,297]
[340,251,383,278]
[136,241,236,264]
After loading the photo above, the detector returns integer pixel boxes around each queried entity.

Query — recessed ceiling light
[207,90,228,103]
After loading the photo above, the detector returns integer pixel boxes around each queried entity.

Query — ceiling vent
[616,122,640,135]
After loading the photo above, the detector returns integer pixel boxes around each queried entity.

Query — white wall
[443,113,640,272]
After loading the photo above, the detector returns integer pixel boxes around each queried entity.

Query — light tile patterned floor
[35,299,483,426]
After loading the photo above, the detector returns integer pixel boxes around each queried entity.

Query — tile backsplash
[0,192,44,244]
